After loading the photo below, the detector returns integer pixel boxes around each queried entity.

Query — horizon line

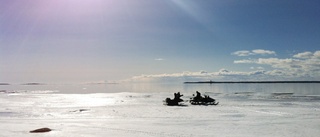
[184,81,320,84]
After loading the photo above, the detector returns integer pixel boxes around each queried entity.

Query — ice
[0,91,319,137]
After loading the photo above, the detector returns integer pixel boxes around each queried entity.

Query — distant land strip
[184,81,320,84]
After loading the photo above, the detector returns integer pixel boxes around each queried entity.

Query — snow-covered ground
[0,90,320,137]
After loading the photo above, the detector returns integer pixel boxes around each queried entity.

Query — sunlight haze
[1,0,320,83]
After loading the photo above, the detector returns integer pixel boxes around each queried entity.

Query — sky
[1,0,320,83]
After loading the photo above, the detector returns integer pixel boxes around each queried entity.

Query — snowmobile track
[106,127,193,137]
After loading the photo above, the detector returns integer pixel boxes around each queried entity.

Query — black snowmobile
[190,91,219,105]
[164,92,185,106]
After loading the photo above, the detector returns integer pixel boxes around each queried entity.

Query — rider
[195,91,202,101]
[174,92,183,102]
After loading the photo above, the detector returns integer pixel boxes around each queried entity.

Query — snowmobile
[164,92,185,106]
[164,98,183,106]
[190,93,219,105]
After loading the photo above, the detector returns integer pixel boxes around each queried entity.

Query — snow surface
[0,90,320,137]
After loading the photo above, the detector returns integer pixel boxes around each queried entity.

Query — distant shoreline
[184,81,320,84]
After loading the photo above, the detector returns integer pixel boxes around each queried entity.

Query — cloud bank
[127,50,320,83]
[232,49,276,56]
[234,51,320,77]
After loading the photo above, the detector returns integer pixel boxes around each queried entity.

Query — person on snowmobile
[194,91,202,101]
[174,92,183,102]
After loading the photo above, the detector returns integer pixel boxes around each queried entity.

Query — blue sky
[1,0,320,83]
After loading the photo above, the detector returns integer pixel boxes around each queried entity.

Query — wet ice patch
[0,111,16,117]
[0,90,59,94]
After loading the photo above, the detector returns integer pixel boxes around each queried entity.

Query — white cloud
[257,67,264,70]
[250,66,264,70]
[127,69,284,83]
[293,51,320,59]
[126,66,319,82]
[234,59,256,64]
[314,51,320,59]
[256,58,300,68]
[236,58,301,69]
[293,51,313,59]
[252,49,276,55]
[232,49,276,56]
[127,71,220,83]
[232,50,252,56]
[200,70,208,74]
[125,50,320,83]
[233,50,320,78]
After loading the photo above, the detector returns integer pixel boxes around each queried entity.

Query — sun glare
[69,94,117,107]
[31,0,107,18]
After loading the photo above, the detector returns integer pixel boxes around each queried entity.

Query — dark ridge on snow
[184,81,320,84]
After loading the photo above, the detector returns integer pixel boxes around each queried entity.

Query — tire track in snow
[232,106,292,116]
[105,127,193,137]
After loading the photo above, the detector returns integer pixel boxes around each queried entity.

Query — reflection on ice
[0,90,59,94]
